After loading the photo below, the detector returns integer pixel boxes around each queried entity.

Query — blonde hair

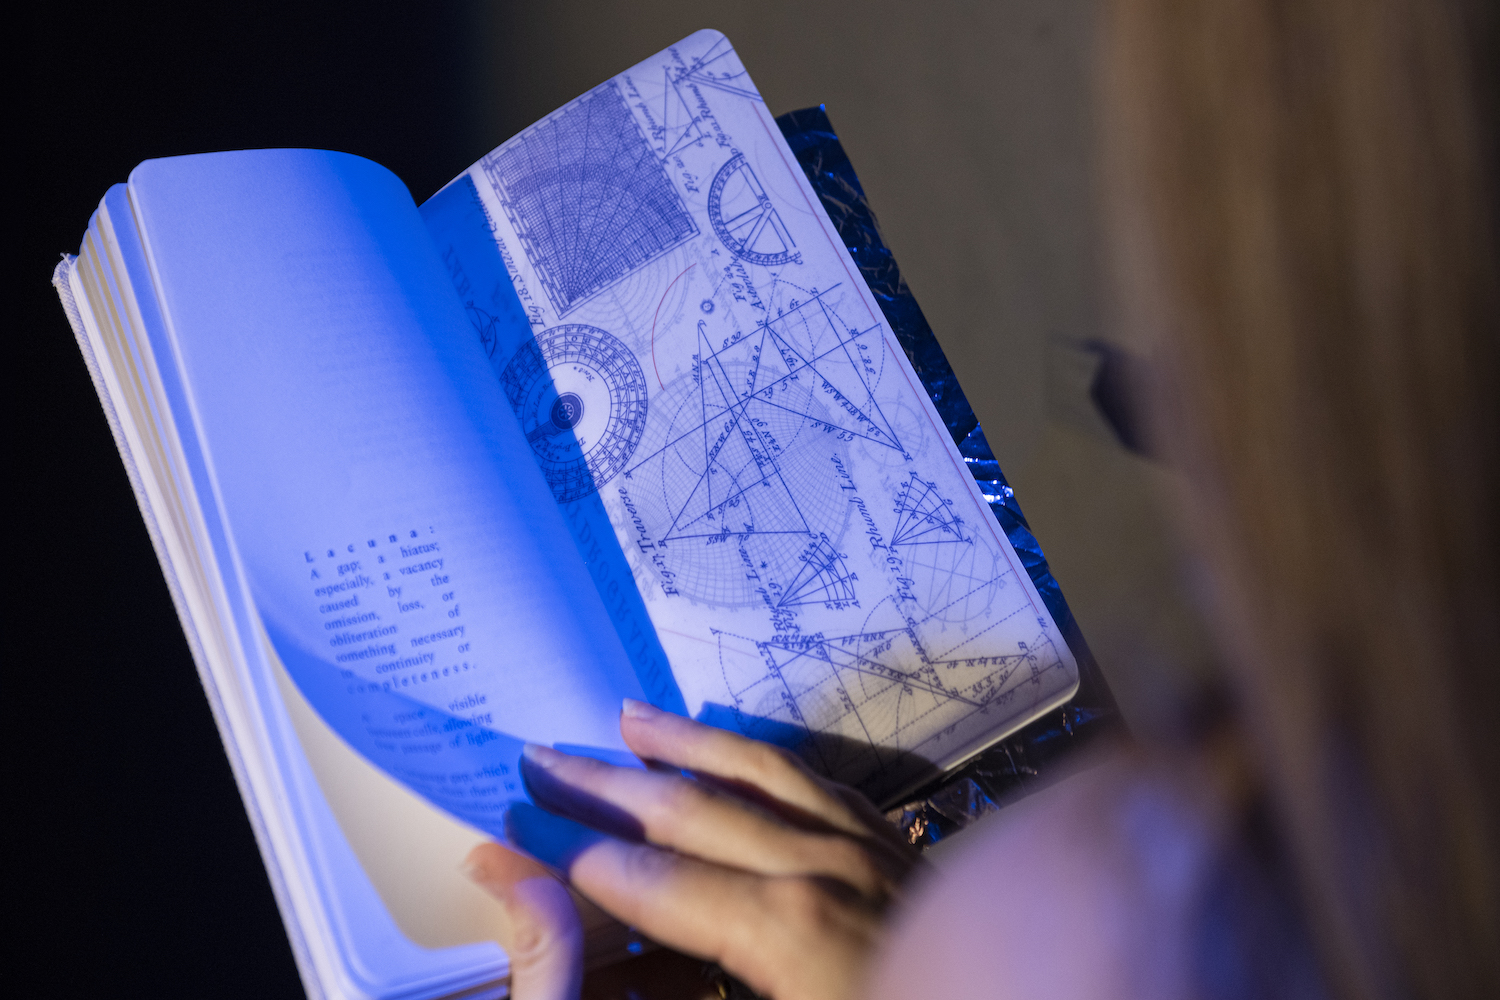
[1101,1,1500,997]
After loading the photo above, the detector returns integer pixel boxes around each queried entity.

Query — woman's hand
[463,842,586,1000]
[468,698,922,1000]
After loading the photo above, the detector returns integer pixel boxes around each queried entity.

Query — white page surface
[425,30,1078,802]
[129,149,646,833]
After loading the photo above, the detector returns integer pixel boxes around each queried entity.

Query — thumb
[465,842,585,1000]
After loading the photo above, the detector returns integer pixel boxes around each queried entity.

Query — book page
[128,149,648,836]
[423,30,1079,804]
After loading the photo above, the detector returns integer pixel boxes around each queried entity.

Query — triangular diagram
[673,35,760,101]
[651,69,706,157]
[777,534,858,609]
[626,291,906,544]
[757,627,1038,724]
[740,288,906,453]
[890,473,970,547]
[648,323,816,541]
[759,327,900,451]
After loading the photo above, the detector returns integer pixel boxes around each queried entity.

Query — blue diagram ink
[499,324,649,503]
[708,154,800,266]
[481,83,699,317]
[415,31,1104,804]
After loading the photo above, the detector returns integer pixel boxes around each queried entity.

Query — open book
[53,30,1084,1000]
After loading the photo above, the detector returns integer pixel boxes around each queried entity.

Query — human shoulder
[870,750,1222,1000]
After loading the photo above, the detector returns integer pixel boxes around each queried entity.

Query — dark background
[21,6,507,995]
[17,2,1215,995]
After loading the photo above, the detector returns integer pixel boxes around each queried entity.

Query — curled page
[125,150,649,840]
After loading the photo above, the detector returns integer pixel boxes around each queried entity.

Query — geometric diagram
[644,67,706,158]
[482,82,698,317]
[641,34,760,158]
[622,360,850,607]
[714,620,1065,800]
[774,533,858,610]
[499,324,649,503]
[464,302,502,358]
[900,533,1003,626]
[855,397,926,469]
[622,288,904,604]
[708,155,799,266]
[890,473,969,547]
[673,33,760,102]
[756,287,905,454]
[889,473,1001,625]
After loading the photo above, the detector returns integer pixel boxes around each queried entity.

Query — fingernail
[522,743,564,769]
[621,698,658,720]
[460,860,517,905]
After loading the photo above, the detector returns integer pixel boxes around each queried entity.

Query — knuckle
[500,880,582,966]
[635,775,712,835]
[762,875,835,930]
[505,920,551,964]
[824,837,884,893]
[729,877,875,998]
[657,774,712,819]
[745,741,803,784]
[619,841,675,888]
[598,844,673,926]
[503,907,575,969]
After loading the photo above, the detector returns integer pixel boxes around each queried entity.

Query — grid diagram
[483,83,698,316]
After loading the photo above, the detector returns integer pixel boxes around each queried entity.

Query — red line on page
[651,263,696,389]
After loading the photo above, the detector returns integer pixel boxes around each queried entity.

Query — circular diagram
[499,324,649,503]
[708,154,799,266]
[624,362,851,607]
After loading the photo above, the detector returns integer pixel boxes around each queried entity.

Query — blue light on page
[422,175,687,717]
[128,149,651,838]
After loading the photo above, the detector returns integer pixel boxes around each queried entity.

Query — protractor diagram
[499,324,649,503]
[708,154,800,267]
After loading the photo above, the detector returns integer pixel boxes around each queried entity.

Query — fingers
[620,700,919,857]
[827,782,916,854]
[506,710,910,1000]
[565,835,881,1000]
[521,743,897,899]
[464,842,584,1000]
[619,699,873,839]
